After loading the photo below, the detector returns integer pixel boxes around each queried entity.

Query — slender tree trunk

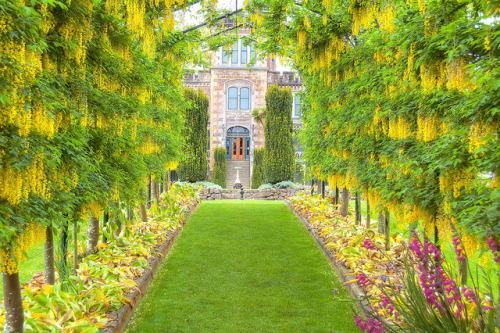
[44,226,55,285]
[139,204,148,223]
[147,175,152,209]
[310,179,315,195]
[384,209,390,250]
[102,211,109,243]
[127,204,133,221]
[366,199,371,228]
[321,181,325,199]
[112,202,121,237]
[355,192,362,225]
[86,215,100,255]
[152,179,159,203]
[164,170,170,194]
[61,221,68,268]
[378,210,385,235]
[73,221,78,275]
[340,187,350,217]
[2,272,24,333]
[335,186,339,206]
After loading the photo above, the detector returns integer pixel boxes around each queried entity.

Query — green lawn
[126,201,360,333]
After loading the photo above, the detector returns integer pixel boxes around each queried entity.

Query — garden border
[102,201,199,333]
[285,200,371,317]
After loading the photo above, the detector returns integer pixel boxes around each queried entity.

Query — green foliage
[244,0,500,242]
[212,147,227,188]
[251,147,266,189]
[175,181,223,191]
[264,85,295,184]
[178,88,209,182]
[273,181,299,189]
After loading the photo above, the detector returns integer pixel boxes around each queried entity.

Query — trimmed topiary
[212,147,227,188]
[264,85,295,184]
[178,88,209,182]
[251,147,266,189]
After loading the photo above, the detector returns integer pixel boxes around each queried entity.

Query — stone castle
[184,27,304,189]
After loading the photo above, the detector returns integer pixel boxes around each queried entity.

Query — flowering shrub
[354,236,499,333]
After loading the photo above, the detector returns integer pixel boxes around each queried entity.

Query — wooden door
[232,138,245,160]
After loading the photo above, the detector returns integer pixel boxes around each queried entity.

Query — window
[241,45,247,64]
[240,87,249,110]
[231,42,238,64]
[227,87,251,110]
[227,126,249,137]
[294,95,301,117]
[222,42,239,65]
[221,40,254,66]
[228,87,238,110]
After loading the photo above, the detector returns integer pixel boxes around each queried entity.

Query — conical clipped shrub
[178,88,209,182]
[212,147,227,188]
[251,147,266,189]
[264,85,294,184]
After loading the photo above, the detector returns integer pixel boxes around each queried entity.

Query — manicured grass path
[126,201,359,332]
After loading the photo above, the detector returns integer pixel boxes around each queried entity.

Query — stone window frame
[224,79,254,112]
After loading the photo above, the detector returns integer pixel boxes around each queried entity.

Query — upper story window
[294,94,301,118]
[227,87,250,110]
[221,40,255,66]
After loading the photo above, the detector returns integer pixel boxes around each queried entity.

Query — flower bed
[288,192,405,318]
[0,184,199,332]
[288,192,499,332]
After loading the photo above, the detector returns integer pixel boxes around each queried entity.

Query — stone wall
[199,188,300,201]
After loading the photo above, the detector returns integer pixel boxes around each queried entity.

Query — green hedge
[178,88,209,182]
[212,147,227,188]
[251,147,266,189]
[264,85,295,184]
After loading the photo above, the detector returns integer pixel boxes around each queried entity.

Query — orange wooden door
[232,138,244,160]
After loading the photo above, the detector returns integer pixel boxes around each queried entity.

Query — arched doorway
[226,126,250,160]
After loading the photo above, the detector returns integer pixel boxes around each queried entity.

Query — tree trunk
[321,181,325,199]
[384,209,390,250]
[366,199,371,228]
[2,272,24,333]
[334,186,339,206]
[44,226,55,285]
[61,221,68,268]
[102,211,109,243]
[355,192,362,225]
[127,204,133,221]
[86,215,100,255]
[310,179,315,195]
[73,221,78,275]
[139,204,148,223]
[147,175,152,209]
[340,187,350,217]
[378,211,385,235]
[164,170,170,194]
[152,180,159,203]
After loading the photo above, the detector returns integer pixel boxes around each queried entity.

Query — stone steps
[226,160,251,189]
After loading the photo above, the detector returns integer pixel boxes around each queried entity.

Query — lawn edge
[101,200,200,333]
[284,199,371,318]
